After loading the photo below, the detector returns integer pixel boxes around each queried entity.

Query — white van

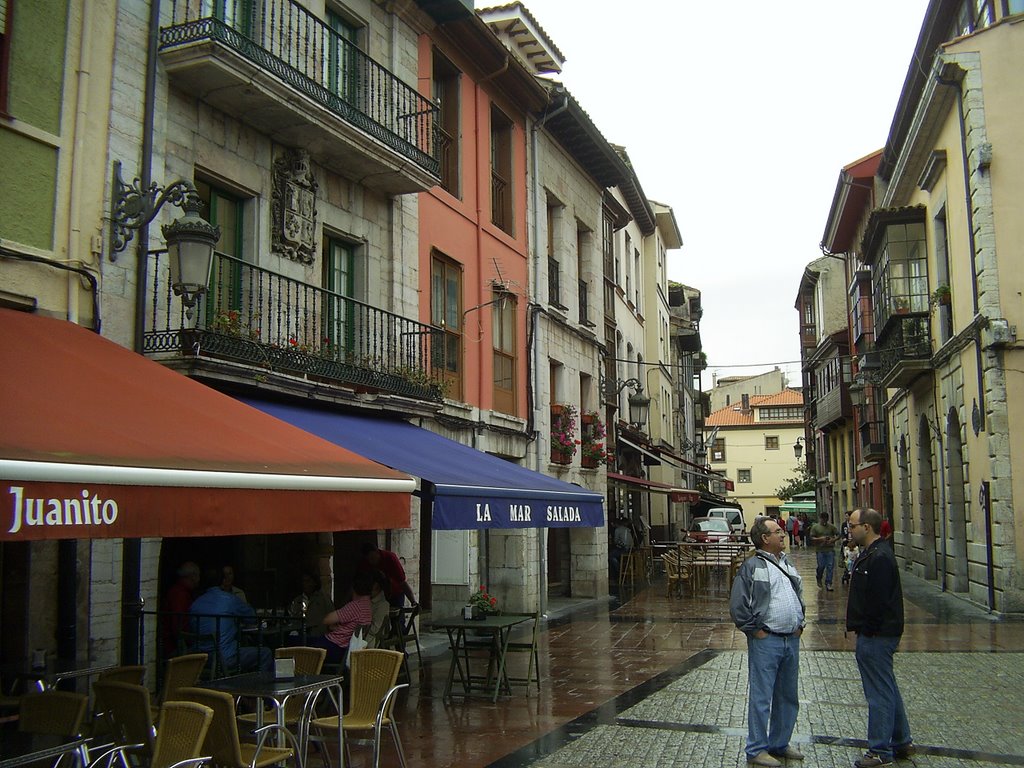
[706,507,745,534]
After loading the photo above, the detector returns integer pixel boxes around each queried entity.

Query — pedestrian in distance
[786,513,799,547]
[730,516,806,766]
[809,512,839,590]
[847,508,914,767]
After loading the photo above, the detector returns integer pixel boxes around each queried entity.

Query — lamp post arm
[110,160,203,257]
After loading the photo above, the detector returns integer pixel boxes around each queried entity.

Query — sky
[477,0,932,389]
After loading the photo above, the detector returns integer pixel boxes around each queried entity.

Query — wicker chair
[152,654,208,721]
[90,700,214,768]
[177,687,299,768]
[236,647,326,732]
[18,690,90,767]
[307,649,407,768]
[97,665,147,685]
[92,681,157,762]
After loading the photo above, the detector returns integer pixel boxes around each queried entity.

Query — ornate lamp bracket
[109,160,204,260]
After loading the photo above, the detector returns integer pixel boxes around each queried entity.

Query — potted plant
[580,412,607,468]
[550,404,579,464]
[463,585,500,620]
[930,284,951,308]
[893,296,911,314]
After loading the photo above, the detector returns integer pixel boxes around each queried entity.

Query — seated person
[162,561,200,655]
[220,564,247,603]
[288,571,334,637]
[189,568,271,674]
[309,572,373,666]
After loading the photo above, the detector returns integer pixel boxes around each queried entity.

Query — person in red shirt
[880,516,893,539]
[357,542,417,608]
[162,561,200,654]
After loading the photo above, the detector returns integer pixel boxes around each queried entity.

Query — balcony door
[431,253,462,399]
[326,11,361,108]
[202,0,253,37]
[324,237,358,361]
[195,179,245,327]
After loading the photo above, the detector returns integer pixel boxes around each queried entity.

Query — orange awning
[0,309,415,540]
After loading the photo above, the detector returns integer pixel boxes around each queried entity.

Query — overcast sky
[479,0,931,388]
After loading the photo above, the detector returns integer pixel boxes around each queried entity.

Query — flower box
[551,448,573,465]
[581,455,600,469]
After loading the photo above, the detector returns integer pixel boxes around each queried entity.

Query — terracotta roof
[705,390,804,427]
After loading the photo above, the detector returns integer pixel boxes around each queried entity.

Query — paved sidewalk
[377,548,1024,767]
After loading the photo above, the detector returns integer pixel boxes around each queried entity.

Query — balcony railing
[143,250,445,401]
[877,313,932,388]
[578,279,590,324]
[491,170,509,232]
[859,418,886,462]
[548,258,561,307]
[160,0,439,177]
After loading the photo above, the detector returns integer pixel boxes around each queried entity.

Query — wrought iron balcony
[159,0,439,194]
[859,417,887,462]
[877,313,932,388]
[143,250,446,401]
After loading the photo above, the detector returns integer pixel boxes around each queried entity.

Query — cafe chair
[152,654,209,721]
[236,647,326,732]
[307,649,407,768]
[97,665,147,686]
[178,687,300,768]
[89,700,214,768]
[91,681,156,762]
[19,690,90,767]
[502,612,541,692]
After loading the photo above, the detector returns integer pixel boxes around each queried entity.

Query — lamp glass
[627,391,650,428]
[793,439,803,459]
[167,237,214,295]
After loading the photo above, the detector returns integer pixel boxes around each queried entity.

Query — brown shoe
[894,742,915,759]
[770,746,805,760]
[748,752,782,767]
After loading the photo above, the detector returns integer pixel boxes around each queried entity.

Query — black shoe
[816,579,823,588]
[855,753,893,768]
[825,585,833,591]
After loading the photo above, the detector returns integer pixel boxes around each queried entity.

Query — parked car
[706,507,745,534]
[686,516,732,543]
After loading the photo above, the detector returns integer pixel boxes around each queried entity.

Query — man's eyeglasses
[849,522,866,529]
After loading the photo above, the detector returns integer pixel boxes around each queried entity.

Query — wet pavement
[342,547,1024,767]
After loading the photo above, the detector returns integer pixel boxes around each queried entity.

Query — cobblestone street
[390,549,1024,767]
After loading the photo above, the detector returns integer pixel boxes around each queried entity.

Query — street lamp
[109,161,220,315]
[605,377,650,429]
[793,437,805,460]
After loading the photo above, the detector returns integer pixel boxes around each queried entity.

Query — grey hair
[749,517,775,549]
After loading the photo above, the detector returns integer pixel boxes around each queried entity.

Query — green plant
[893,296,911,313]
[469,585,499,615]
[551,405,579,457]
[580,411,607,463]
[929,284,951,308]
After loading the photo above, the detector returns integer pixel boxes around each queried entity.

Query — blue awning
[242,399,605,530]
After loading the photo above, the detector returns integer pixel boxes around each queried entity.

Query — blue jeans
[855,634,911,759]
[815,549,835,586]
[745,633,800,758]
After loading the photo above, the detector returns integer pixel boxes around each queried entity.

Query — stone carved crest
[272,148,318,264]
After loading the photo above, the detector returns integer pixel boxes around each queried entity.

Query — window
[327,11,362,107]
[324,237,359,356]
[431,252,462,399]
[203,0,253,34]
[547,203,562,307]
[577,225,590,324]
[602,211,615,319]
[490,105,513,233]
[633,247,641,310]
[0,0,11,117]
[737,469,752,484]
[195,179,246,318]
[432,49,460,196]
[711,438,726,463]
[759,406,803,421]
[492,291,516,415]
[871,218,927,330]
[765,436,779,450]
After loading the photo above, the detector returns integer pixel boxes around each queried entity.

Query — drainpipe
[528,89,569,616]
[935,65,991,602]
[121,0,162,666]
[930,397,949,591]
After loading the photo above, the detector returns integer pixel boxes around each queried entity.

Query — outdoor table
[432,614,531,703]
[1,658,120,692]
[0,733,88,768]
[199,671,343,759]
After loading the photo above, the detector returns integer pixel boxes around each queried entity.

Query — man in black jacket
[847,508,913,767]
